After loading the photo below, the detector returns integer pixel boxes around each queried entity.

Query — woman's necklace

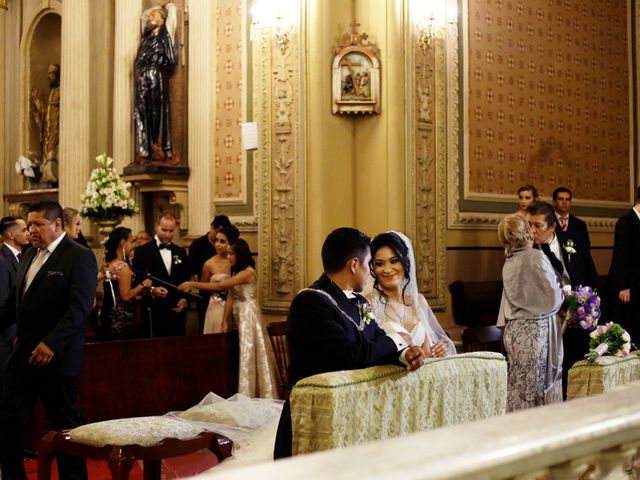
[385,299,407,326]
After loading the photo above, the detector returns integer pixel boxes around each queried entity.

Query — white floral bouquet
[15,155,40,178]
[584,322,634,362]
[80,153,139,219]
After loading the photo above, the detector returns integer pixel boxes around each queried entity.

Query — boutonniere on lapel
[358,303,375,327]
[562,239,577,262]
[172,255,182,265]
[46,271,64,277]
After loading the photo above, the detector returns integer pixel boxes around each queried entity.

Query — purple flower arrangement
[561,285,601,330]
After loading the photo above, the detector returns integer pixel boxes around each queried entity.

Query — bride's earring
[122,245,126,259]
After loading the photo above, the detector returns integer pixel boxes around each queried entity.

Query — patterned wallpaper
[467,0,630,202]
[214,0,244,201]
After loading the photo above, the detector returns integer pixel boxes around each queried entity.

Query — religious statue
[30,63,60,183]
[134,2,178,164]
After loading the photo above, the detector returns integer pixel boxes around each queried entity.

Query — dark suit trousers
[274,400,292,459]
[0,364,87,480]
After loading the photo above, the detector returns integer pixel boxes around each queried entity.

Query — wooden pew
[25,332,239,453]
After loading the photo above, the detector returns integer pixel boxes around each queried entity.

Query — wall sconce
[412,0,457,54]
[251,0,296,55]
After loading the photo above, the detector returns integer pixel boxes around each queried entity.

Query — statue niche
[26,12,61,189]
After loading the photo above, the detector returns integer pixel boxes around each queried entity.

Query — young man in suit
[274,227,426,459]
[0,201,98,480]
[0,216,30,393]
[552,186,592,249]
[132,213,191,337]
[607,186,640,343]
[526,201,598,399]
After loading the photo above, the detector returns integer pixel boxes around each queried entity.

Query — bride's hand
[430,341,448,358]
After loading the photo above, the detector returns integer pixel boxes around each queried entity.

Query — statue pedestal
[3,188,58,217]
[122,164,190,176]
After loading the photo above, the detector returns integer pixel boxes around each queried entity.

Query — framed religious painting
[332,28,381,115]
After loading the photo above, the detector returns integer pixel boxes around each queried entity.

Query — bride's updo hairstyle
[104,226,132,263]
[369,232,411,302]
[498,214,532,254]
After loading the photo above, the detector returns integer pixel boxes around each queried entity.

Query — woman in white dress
[497,214,563,411]
[200,225,239,334]
[365,231,456,357]
[180,239,278,399]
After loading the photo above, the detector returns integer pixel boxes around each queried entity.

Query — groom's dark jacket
[287,273,400,387]
[275,273,401,458]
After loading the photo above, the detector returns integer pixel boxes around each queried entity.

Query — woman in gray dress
[497,214,563,412]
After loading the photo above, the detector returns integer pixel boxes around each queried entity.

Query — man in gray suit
[0,216,30,391]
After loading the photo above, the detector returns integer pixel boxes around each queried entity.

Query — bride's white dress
[366,289,457,356]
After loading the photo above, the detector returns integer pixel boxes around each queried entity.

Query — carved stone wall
[253,7,305,313]
[406,8,447,309]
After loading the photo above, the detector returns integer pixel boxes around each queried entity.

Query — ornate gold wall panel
[406,7,447,310]
[449,0,629,231]
[253,9,305,313]
[214,0,245,203]
[466,0,631,204]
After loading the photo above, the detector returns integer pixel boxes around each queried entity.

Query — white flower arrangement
[80,153,139,220]
[15,155,40,178]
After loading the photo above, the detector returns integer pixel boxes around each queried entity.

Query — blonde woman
[497,214,563,412]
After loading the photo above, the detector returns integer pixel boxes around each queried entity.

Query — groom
[274,227,426,458]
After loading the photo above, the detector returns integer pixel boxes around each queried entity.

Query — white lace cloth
[68,393,283,471]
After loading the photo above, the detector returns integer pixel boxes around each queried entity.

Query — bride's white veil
[388,231,457,355]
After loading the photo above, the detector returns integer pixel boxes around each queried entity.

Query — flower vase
[95,218,122,239]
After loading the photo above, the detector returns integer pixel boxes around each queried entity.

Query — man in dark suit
[0,216,30,391]
[0,201,97,480]
[274,227,426,459]
[607,186,640,342]
[132,212,191,337]
[526,202,598,399]
[552,186,592,249]
[188,215,232,331]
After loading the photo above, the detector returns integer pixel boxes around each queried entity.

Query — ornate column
[186,0,215,236]
[58,0,90,211]
[405,3,448,310]
[113,0,143,231]
[253,2,305,312]
[0,0,7,204]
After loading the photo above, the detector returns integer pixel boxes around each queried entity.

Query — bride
[365,231,456,357]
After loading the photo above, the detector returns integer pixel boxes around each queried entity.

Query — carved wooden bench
[38,417,232,480]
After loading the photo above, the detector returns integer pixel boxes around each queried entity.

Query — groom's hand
[404,346,425,372]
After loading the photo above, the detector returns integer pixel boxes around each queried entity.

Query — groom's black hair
[321,227,370,274]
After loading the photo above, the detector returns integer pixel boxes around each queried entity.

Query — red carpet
[25,450,220,479]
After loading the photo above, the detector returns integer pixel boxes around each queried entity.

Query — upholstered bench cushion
[290,351,507,455]
[68,416,205,447]
[567,352,640,400]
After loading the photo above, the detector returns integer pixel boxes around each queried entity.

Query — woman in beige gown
[200,225,239,333]
[179,239,278,399]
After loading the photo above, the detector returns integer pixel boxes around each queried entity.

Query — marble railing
[202,381,640,480]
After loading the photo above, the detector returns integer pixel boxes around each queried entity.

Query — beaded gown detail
[232,270,278,399]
